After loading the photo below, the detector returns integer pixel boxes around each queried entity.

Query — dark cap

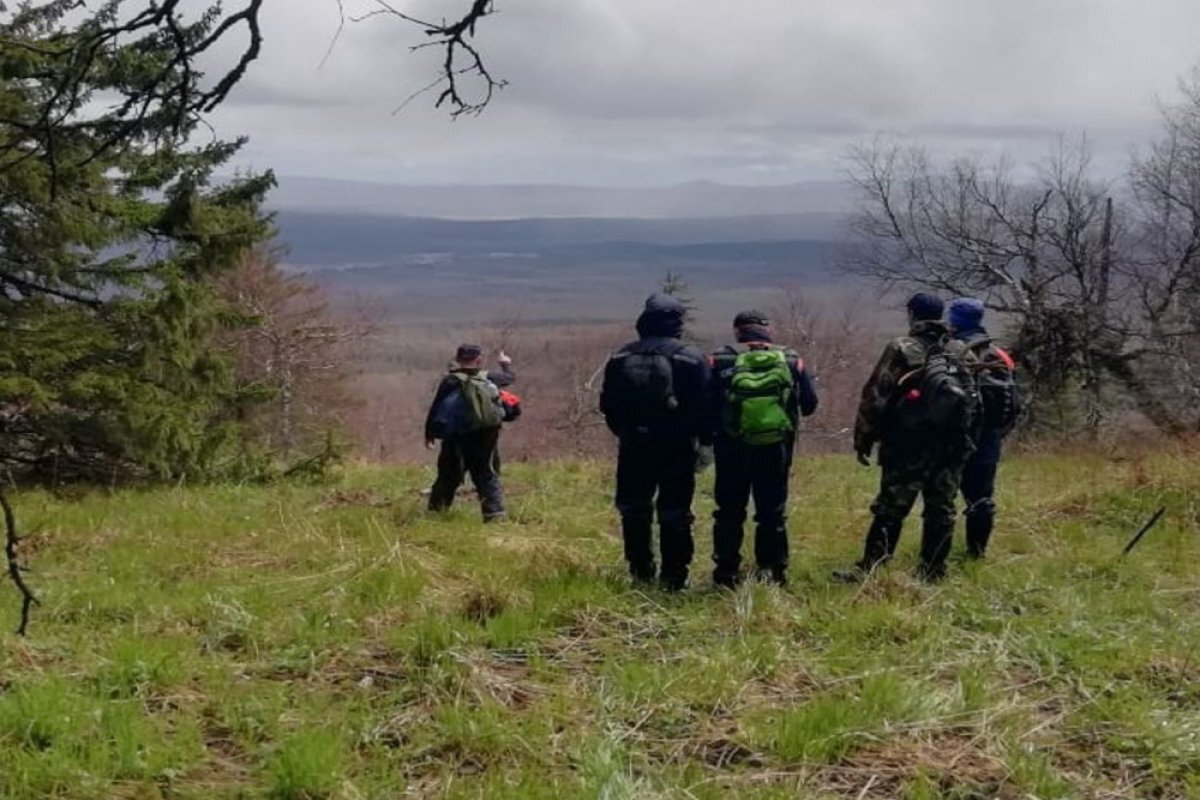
[906,293,944,322]
[733,309,770,328]
[455,343,483,362]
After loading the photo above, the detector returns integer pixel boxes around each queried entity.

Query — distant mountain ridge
[267,177,858,323]
[276,211,849,267]
[268,176,855,221]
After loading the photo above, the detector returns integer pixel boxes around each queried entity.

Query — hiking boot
[834,517,897,583]
[660,571,690,593]
[918,519,953,582]
[916,562,947,583]
[629,561,656,586]
[712,569,741,590]
[965,514,993,559]
[755,566,787,587]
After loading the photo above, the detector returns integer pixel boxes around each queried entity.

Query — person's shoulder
[779,346,806,370]
[672,342,708,364]
[609,340,640,358]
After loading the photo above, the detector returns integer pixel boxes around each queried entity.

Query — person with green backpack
[709,311,818,588]
[835,293,979,583]
[425,344,515,522]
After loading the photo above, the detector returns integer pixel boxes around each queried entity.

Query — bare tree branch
[1,486,38,636]
[356,0,507,117]
[0,0,267,183]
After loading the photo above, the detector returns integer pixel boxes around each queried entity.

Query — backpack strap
[896,335,936,368]
[991,345,1016,371]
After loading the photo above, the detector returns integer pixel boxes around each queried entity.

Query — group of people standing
[423,291,1018,591]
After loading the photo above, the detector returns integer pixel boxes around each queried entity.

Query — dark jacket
[600,295,712,442]
[709,341,818,438]
[854,319,950,454]
[424,363,515,441]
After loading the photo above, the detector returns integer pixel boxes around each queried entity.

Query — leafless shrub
[216,249,375,457]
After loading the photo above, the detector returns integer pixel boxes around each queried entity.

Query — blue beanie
[948,297,986,331]
[906,292,944,322]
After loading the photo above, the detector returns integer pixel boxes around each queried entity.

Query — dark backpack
[973,341,1020,432]
[608,342,685,433]
[894,336,980,440]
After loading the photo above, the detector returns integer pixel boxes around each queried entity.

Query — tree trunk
[1092,349,1188,435]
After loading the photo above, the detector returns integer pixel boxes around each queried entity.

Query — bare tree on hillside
[844,136,1180,433]
[770,287,878,445]
[218,250,374,457]
[1129,68,1200,430]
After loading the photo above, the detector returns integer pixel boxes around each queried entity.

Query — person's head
[906,292,944,324]
[733,309,773,344]
[635,293,686,339]
[947,297,986,333]
[454,343,484,369]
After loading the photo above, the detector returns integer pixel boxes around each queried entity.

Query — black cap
[734,310,770,328]
[906,293,944,322]
[455,343,483,362]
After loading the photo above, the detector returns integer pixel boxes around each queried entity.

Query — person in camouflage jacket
[836,293,975,583]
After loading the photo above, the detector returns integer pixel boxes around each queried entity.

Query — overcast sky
[208,0,1200,186]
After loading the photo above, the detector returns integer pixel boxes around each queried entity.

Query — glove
[854,435,875,467]
[695,444,715,473]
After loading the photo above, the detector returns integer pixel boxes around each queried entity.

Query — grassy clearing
[1,450,1199,798]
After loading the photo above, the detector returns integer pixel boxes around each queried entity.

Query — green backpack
[724,348,794,445]
[450,371,505,433]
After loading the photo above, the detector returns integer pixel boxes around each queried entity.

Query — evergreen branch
[0,487,38,636]
[1,1,267,179]
[0,270,103,308]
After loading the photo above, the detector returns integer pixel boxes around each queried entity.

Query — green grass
[2,450,1200,798]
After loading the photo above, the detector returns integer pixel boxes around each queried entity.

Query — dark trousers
[712,437,792,578]
[615,434,697,581]
[865,448,967,575]
[961,457,997,516]
[428,428,506,521]
[960,435,1001,555]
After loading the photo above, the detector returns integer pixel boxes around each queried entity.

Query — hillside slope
[2,452,1198,798]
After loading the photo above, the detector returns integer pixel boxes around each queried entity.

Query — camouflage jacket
[853,320,951,454]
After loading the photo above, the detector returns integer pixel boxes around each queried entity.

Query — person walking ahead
[600,294,712,591]
[836,293,978,583]
[947,297,1020,558]
[425,344,514,522]
[709,311,818,588]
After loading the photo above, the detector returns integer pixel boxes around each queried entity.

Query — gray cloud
[207,0,1200,185]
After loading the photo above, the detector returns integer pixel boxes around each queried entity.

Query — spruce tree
[0,3,273,482]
